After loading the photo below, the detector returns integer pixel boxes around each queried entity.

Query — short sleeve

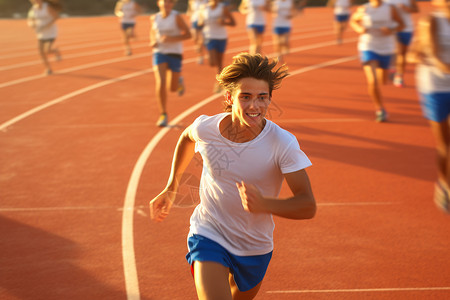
[279,138,312,174]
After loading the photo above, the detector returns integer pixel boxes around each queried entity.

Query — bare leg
[363,61,383,110]
[229,273,263,300]
[38,40,52,74]
[429,119,450,186]
[193,261,232,300]
[153,63,169,115]
[248,28,263,55]
[123,28,132,55]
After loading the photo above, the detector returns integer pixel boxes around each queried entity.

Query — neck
[221,115,266,143]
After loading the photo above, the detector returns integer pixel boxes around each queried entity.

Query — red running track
[1,3,449,300]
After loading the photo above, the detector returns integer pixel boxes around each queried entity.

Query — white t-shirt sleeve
[279,135,312,174]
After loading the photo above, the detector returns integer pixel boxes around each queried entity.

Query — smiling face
[230,77,270,129]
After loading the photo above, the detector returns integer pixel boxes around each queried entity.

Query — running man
[150,53,316,299]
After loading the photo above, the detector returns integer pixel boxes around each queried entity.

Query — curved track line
[267,287,450,294]
[0,27,335,88]
[0,37,356,131]
[0,68,151,131]
[122,55,358,300]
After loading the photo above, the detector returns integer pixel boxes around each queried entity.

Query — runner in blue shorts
[115,0,141,56]
[414,0,450,213]
[350,0,404,122]
[150,0,191,127]
[188,0,208,64]
[239,0,270,54]
[327,0,355,44]
[150,53,316,299]
[198,0,236,93]
[271,0,305,63]
[384,0,419,87]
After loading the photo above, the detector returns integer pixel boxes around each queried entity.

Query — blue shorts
[419,92,450,122]
[205,39,227,53]
[274,27,291,35]
[192,21,201,30]
[152,52,182,73]
[121,23,135,31]
[335,14,350,22]
[396,31,413,46]
[248,24,265,34]
[360,51,392,69]
[186,234,272,292]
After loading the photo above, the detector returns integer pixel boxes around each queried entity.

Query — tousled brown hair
[216,53,289,112]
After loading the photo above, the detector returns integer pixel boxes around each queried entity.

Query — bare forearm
[262,194,316,220]
[166,133,196,191]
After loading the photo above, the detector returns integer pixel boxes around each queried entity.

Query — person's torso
[358,2,396,54]
[32,3,57,39]
[153,11,183,54]
[416,11,450,93]
[273,0,293,28]
[120,1,136,24]
[203,3,227,39]
[384,0,414,31]
[334,0,351,15]
[246,0,266,25]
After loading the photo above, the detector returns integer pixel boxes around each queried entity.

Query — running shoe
[156,113,168,127]
[197,56,204,65]
[434,181,450,214]
[375,109,387,122]
[393,75,404,87]
[177,77,185,96]
[45,68,53,76]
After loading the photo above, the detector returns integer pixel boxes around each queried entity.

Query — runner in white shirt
[115,0,141,56]
[150,53,316,299]
[150,0,191,127]
[350,0,404,122]
[198,0,236,93]
[271,0,306,63]
[188,0,208,64]
[327,0,355,44]
[27,0,62,75]
[413,0,450,213]
[239,0,271,54]
[384,0,419,87]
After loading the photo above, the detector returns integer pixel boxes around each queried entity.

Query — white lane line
[318,202,397,206]
[121,56,359,300]
[0,68,151,132]
[0,206,119,212]
[0,38,357,131]
[0,28,338,88]
[277,118,365,123]
[266,287,450,294]
[0,202,394,212]
[121,92,222,300]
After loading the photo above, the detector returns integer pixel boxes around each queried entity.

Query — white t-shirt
[273,0,294,29]
[119,0,137,24]
[152,11,183,55]
[246,0,267,26]
[416,11,450,94]
[28,2,57,40]
[334,0,352,15]
[357,2,396,55]
[202,2,227,40]
[384,0,414,32]
[188,113,312,256]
